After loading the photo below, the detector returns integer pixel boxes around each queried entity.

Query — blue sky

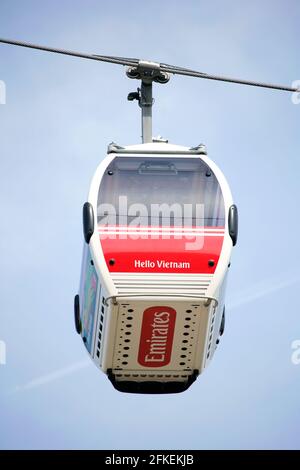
[0,0,300,449]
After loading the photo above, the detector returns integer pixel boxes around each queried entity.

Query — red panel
[99,226,225,274]
[138,306,176,367]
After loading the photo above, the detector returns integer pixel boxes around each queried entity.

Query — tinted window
[98,157,224,227]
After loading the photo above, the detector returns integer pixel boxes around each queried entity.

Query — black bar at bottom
[0,450,298,466]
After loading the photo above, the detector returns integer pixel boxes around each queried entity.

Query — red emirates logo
[138,306,176,367]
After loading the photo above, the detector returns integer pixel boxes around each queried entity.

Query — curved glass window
[98,156,224,227]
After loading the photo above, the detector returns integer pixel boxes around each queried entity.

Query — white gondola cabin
[74,141,238,393]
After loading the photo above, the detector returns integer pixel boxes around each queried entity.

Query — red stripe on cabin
[99,225,224,274]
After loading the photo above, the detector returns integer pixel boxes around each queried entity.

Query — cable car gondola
[1,38,297,393]
[76,139,237,393]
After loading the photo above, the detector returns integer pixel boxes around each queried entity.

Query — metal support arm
[140,81,153,143]
[127,61,170,144]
